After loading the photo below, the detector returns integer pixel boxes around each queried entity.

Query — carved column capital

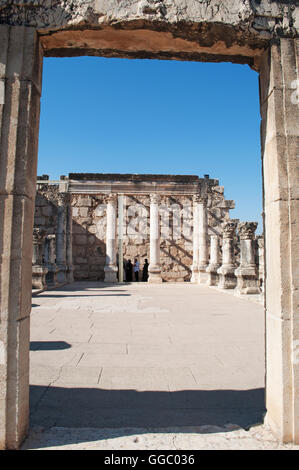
[33,228,46,244]
[107,193,118,206]
[193,194,201,204]
[222,220,238,239]
[198,195,208,205]
[150,193,160,204]
[46,234,56,241]
[57,192,69,207]
[257,235,264,248]
[238,222,258,240]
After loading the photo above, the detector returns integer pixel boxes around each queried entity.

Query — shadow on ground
[30,341,72,351]
[29,385,266,448]
[32,282,133,298]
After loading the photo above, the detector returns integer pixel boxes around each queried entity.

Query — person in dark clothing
[126,259,133,282]
[134,259,140,282]
[142,259,149,282]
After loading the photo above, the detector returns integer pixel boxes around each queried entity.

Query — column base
[206,264,220,286]
[235,266,261,295]
[217,265,237,289]
[148,266,162,284]
[67,265,74,283]
[198,265,208,284]
[190,268,199,283]
[104,266,118,283]
[56,264,67,284]
[32,265,48,290]
[46,264,58,287]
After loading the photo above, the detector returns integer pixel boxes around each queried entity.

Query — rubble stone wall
[34,185,59,244]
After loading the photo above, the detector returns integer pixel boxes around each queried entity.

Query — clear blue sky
[38,56,263,232]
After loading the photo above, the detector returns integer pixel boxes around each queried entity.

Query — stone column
[104,194,118,282]
[197,197,209,284]
[66,202,74,283]
[191,194,199,283]
[32,228,48,290]
[217,221,237,289]
[259,39,299,443]
[45,234,57,287]
[148,193,162,283]
[206,235,221,286]
[257,235,264,293]
[235,222,260,295]
[56,193,67,284]
[0,26,43,449]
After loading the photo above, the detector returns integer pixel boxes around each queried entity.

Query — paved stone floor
[22,282,297,450]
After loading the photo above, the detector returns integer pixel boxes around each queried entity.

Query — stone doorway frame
[0,24,298,448]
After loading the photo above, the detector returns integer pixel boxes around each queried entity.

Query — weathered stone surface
[0,0,298,451]
[0,26,42,450]
[259,38,299,444]
[0,2,298,66]
[235,222,260,295]
[66,175,233,282]
[218,220,238,290]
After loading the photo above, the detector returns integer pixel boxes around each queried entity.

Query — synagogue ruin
[0,0,298,450]
[33,173,262,294]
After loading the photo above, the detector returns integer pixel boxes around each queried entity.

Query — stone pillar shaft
[45,234,57,287]
[198,197,209,284]
[260,38,299,443]
[191,195,199,283]
[257,236,264,292]
[217,221,237,289]
[56,194,67,284]
[0,26,43,449]
[32,229,47,290]
[66,203,74,283]
[235,222,260,295]
[148,194,162,283]
[206,235,221,286]
[104,194,118,282]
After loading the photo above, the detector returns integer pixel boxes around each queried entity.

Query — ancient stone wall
[69,178,233,282]
[34,184,59,243]
[71,193,108,281]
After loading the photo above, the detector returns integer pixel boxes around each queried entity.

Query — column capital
[198,195,208,205]
[222,220,238,238]
[210,234,219,240]
[257,235,264,248]
[193,194,201,204]
[33,228,46,244]
[46,234,56,241]
[56,192,69,206]
[238,222,258,240]
[150,193,160,204]
[107,193,118,205]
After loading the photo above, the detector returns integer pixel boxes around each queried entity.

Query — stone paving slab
[24,281,272,449]
[22,425,299,450]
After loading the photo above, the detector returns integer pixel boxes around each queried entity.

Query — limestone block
[75,234,88,245]
[75,257,87,264]
[259,39,299,444]
[104,265,118,283]
[79,207,89,217]
[34,217,46,226]
[76,196,92,207]
[42,206,52,216]
[74,271,89,279]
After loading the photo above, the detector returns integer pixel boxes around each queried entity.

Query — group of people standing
[124,259,149,282]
